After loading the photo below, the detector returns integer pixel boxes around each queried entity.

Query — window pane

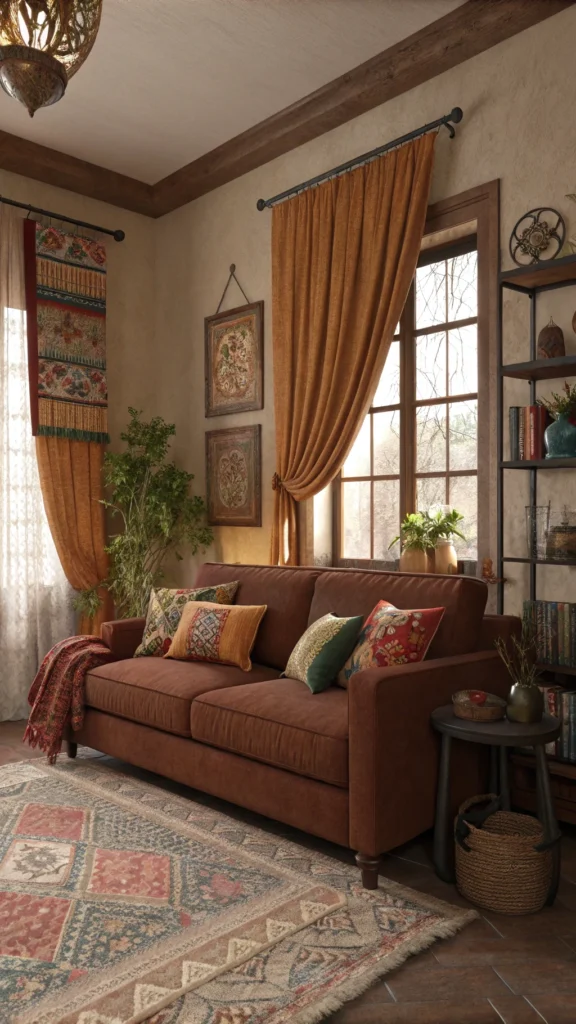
[343,414,370,477]
[449,475,478,558]
[373,340,400,407]
[373,410,400,475]
[416,403,447,473]
[447,250,477,322]
[416,331,446,400]
[449,325,477,396]
[416,259,446,329]
[449,400,477,471]
[341,481,371,558]
[374,479,400,559]
[416,475,446,512]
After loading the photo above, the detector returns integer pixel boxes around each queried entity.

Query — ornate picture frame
[205,424,262,527]
[204,301,264,417]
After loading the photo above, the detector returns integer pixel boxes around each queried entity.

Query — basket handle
[455,794,501,852]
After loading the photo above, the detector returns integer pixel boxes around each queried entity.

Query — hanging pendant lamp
[0,1,102,117]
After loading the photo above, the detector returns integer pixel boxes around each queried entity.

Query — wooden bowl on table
[452,689,506,722]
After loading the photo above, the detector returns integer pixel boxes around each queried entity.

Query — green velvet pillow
[283,613,364,693]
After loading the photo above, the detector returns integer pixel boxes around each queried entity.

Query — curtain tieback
[272,472,284,492]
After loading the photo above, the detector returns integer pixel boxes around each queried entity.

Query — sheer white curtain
[0,207,75,721]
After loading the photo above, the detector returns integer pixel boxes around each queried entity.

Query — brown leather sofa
[66,562,519,888]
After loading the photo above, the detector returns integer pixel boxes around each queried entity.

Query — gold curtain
[270,131,437,565]
[35,437,112,634]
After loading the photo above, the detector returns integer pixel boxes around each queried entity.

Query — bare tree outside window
[338,240,478,566]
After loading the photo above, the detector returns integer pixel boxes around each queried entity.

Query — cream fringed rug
[0,760,475,1024]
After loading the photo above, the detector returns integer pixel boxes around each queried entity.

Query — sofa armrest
[348,650,511,858]
[479,614,521,651]
[101,618,146,660]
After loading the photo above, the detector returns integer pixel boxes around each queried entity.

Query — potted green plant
[495,622,543,724]
[75,408,213,619]
[389,512,434,573]
[538,381,576,459]
[426,507,466,574]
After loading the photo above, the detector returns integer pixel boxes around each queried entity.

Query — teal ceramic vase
[545,412,576,459]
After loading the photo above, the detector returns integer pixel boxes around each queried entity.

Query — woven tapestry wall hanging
[23,219,109,442]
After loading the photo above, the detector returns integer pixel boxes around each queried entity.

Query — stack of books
[523,599,576,666]
[540,684,576,762]
[509,405,550,460]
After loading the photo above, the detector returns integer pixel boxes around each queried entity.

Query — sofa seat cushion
[85,659,280,738]
[190,679,349,787]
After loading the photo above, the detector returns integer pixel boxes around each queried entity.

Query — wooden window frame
[332,180,500,569]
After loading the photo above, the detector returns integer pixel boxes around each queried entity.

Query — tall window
[0,204,75,721]
[337,238,478,566]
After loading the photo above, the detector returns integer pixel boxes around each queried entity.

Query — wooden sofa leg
[66,741,78,759]
[355,852,380,890]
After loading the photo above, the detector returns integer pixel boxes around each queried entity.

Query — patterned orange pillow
[337,600,445,687]
[165,601,267,672]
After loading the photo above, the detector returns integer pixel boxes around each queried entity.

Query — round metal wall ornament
[509,207,565,266]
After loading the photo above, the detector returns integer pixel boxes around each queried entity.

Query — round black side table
[431,706,562,905]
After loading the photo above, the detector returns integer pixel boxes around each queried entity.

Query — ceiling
[0,0,465,183]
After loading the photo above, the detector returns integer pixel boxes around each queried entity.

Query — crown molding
[0,0,570,220]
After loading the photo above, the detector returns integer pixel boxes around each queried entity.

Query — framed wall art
[205,301,264,417]
[206,424,262,527]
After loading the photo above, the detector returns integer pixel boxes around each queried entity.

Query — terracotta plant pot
[434,539,458,574]
[399,548,432,573]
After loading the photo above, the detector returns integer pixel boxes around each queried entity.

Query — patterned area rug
[0,760,475,1024]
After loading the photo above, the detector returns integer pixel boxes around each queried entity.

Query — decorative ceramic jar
[399,548,432,573]
[544,412,576,459]
[506,682,544,724]
[434,539,458,574]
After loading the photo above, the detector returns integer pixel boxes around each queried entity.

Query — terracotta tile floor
[2,720,576,1024]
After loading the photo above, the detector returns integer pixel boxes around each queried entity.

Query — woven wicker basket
[452,691,506,722]
[455,794,552,915]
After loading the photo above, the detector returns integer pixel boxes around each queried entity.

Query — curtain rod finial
[450,107,463,124]
[113,230,125,242]
[256,199,267,211]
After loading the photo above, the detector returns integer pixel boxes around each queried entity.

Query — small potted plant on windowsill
[427,507,466,575]
[389,512,434,573]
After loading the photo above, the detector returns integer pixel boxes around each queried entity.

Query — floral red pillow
[337,600,445,687]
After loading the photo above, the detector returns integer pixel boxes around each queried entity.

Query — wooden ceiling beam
[152,0,573,216]
[0,0,571,219]
[0,129,155,218]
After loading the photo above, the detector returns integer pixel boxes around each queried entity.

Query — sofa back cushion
[308,569,488,658]
[194,563,320,670]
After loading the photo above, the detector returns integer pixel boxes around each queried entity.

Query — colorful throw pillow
[283,613,364,694]
[337,600,445,687]
[134,582,239,658]
[165,601,267,672]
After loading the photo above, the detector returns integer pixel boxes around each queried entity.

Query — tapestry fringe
[38,398,109,443]
[37,257,106,300]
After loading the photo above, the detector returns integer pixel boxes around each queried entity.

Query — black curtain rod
[0,194,125,241]
[256,107,463,211]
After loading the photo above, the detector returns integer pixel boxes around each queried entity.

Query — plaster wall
[151,5,576,615]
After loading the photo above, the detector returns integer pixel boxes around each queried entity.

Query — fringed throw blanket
[23,219,109,442]
[25,636,112,763]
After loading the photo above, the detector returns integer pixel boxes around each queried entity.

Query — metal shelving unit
[497,253,576,625]
[498,256,576,816]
